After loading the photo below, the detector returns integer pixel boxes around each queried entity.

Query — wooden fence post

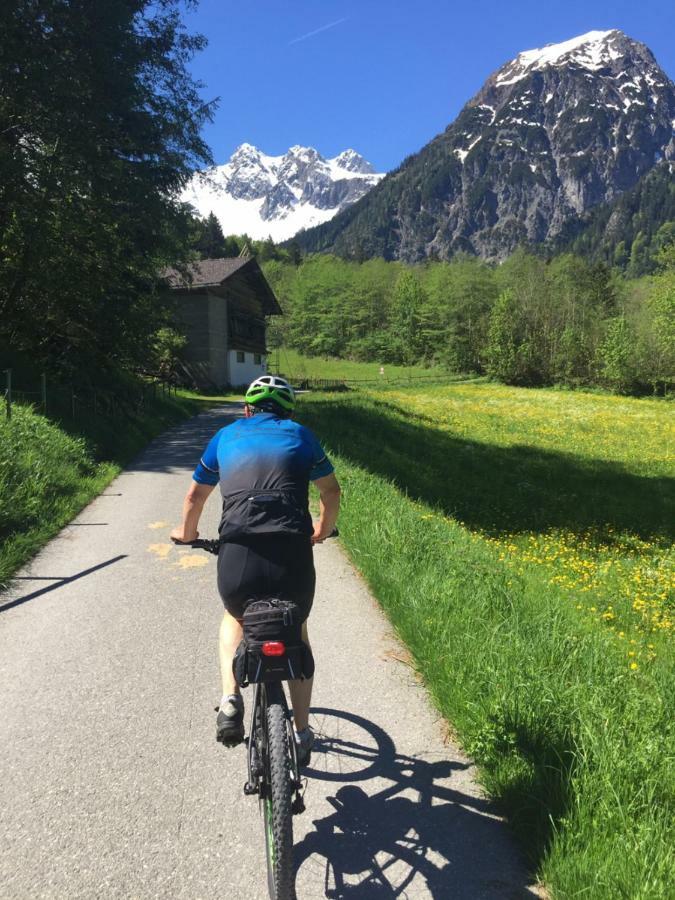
[4,369,12,420]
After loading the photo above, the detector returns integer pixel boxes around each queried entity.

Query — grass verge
[300,387,674,899]
[0,390,203,589]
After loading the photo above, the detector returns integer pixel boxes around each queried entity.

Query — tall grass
[300,385,674,899]
[0,390,201,587]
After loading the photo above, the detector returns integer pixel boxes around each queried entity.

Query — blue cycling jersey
[193,413,334,539]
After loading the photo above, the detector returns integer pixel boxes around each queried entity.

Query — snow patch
[477,103,496,124]
[454,135,482,164]
[495,30,623,87]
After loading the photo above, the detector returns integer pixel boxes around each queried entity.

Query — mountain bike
[180,532,337,900]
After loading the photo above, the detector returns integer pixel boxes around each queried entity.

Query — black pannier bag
[233,599,315,687]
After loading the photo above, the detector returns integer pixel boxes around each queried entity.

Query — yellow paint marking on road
[174,554,208,569]
[147,543,173,559]
[148,521,168,530]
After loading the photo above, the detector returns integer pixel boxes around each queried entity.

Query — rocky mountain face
[294,30,675,262]
[182,144,383,242]
[556,159,675,270]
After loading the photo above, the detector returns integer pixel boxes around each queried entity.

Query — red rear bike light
[262,641,286,657]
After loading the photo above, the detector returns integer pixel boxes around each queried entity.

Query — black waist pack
[232,598,315,687]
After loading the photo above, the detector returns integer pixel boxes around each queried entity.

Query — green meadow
[271,347,453,382]
[301,381,674,899]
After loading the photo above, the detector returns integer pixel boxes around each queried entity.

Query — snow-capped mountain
[182,144,384,242]
[295,29,675,261]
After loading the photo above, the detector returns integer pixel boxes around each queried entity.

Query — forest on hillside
[258,249,674,395]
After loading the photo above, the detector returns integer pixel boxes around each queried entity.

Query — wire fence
[2,368,178,422]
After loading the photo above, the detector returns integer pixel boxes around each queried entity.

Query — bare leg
[288,622,313,731]
[219,611,243,697]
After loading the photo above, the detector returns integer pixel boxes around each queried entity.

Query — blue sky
[182,0,675,172]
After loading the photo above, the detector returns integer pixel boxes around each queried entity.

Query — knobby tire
[263,682,294,900]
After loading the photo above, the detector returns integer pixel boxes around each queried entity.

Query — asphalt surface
[0,406,544,899]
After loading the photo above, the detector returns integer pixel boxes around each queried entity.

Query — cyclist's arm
[312,473,341,544]
[171,428,222,543]
[171,482,216,543]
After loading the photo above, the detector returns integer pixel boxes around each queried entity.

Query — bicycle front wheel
[262,682,294,899]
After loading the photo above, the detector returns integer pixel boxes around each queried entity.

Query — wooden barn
[164,257,282,389]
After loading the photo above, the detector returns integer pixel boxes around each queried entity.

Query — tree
[597,317,636,392]
[286,241,303,266]
[150,326,187,380]
[628,231,650,278]
[387,270,426,365]
[633,258,675,393]
[485,290,519,382]
[613,241,629,269]
[193,212,227,258]
[422,258,497,372]
[495,251,549,384]
[222,235,242,257]
[0,0,214,374]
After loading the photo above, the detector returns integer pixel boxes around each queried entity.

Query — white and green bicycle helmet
[245,375,296,413]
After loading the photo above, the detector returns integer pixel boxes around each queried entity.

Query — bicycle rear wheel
[262,682,295,899]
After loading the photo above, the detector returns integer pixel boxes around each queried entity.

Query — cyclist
[170,375,340,765]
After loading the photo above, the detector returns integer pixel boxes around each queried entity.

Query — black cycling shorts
[217,535,315,621]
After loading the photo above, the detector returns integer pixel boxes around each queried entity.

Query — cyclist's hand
[311,522,332,544]
[170,526,198,544]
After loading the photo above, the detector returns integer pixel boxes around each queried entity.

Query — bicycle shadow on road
[294,708,540,899]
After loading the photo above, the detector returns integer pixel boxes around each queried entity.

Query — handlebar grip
[171,537,220,554]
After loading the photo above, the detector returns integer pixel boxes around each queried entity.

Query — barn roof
[163,256,282,315]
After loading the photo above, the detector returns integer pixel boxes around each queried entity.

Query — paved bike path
[0,406,544,899]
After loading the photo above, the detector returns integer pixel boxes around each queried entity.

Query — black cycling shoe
[216,695,245,747]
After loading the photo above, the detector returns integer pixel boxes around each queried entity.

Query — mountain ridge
[182,144,384,242]
[293,30,675,262]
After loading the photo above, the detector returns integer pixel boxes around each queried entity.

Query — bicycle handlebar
[171,528,339,554]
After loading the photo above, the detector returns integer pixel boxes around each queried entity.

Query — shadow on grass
[476,709,580,867]
[300,397,673,543]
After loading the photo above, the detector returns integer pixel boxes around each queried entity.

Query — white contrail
[288,17,348,46]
